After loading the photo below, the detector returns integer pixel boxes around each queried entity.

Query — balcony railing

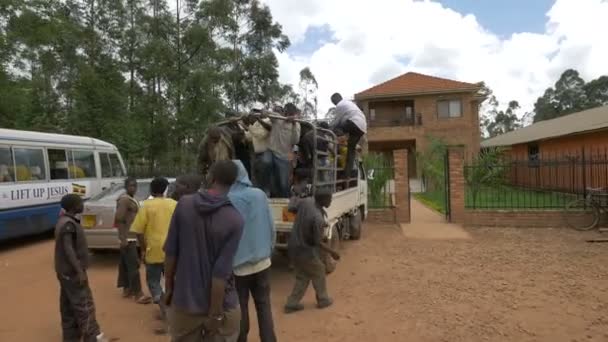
[367,114,422,128]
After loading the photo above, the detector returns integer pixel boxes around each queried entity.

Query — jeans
[254,151,273,196]
[117,241,142,295]
[285,256,331,308]
[341,120,364,177]
[235,268,277,342]
[146,263,166,319]
[58,273,101,342]
[270,152,290,198]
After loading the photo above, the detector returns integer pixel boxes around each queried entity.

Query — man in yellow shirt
[130,177,176,333]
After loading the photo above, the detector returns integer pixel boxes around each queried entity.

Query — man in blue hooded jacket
[228,160,277,342]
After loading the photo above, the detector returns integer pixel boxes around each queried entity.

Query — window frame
[0,145,16,183]
[47,148,71,181]
[437,98,463,119]
[99,152,113,178]
[108,153,126,178]
[68,149,98,179]
[11,145,48,183]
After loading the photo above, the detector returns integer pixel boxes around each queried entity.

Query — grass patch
[414,191,446,214]
[465,186,578,209]
[414,187,579,212]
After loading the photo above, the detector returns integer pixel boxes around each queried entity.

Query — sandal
[135,295,152,304]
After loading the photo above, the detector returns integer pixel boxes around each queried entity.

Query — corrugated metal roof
[481,105,608,148]
[355,72,480,99]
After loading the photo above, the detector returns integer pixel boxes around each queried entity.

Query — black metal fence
[465,149,608,209]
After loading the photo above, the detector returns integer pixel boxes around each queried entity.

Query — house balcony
[366,114,424,143]
[367,113,422,128]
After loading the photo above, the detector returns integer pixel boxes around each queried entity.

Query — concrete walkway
[402,199,472,240]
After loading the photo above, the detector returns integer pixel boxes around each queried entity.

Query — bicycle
[564,187,608,231]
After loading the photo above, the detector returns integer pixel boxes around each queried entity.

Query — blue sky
[273,0,608,116]
[290,0,555,56]
[439,0,554,37]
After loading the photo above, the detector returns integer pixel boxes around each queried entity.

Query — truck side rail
[215,112,348,195]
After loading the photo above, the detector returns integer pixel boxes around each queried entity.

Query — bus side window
[109,153,125,177]
[69,150,96,179]
[48,149,69,180]
[13,148,46,181]
[0,146,15,182]
[100,153,112,178]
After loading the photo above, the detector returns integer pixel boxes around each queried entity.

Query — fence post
[582,147,587,199]
[392,149,410,224]
[447,146,465,223]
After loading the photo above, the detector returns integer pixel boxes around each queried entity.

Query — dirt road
[1,222,608,342]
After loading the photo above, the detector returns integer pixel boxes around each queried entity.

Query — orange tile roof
[355,72,480,99]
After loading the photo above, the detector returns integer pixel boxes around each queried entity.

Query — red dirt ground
[1,220,607,342]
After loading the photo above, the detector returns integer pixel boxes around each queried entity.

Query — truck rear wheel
[349,210,363,240]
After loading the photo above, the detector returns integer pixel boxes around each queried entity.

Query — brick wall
[448,146,465,223]
[464,210,602,228]
[393,149,411,223]
[360,92,481,155]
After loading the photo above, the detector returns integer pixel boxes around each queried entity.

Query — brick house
[481,105,608,157]
[355,72,484,179]
[481,105,608,192]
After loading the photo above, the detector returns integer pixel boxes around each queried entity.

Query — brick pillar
[448,146,465,223]
[392,149,410,223]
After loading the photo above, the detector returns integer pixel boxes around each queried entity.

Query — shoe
[317,298,333,309]
[135,294,152,304]
[153,327,168,335]
[284,304,304,314]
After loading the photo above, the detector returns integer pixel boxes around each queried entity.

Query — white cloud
[262,0,608,117]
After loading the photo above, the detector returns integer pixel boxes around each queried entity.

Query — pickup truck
[214,113,368,252]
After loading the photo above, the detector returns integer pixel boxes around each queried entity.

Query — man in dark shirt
[284,189,340,313]
[55,194,109,342]
[115,177,150,303]
[164,160,244,342]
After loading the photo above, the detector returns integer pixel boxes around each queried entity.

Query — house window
[528,144,540,167]
[438,99,462,118]
[370,109,376,121]
[405,106,413,122]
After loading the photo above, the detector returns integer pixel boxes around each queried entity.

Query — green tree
[583,75,608,108]
[485,100,522,138]
[533,69,608,123]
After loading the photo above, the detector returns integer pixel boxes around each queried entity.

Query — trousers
[58,273,101,342]
[117,241,142,295]
[285,256,330,307]
[235,268,276,342]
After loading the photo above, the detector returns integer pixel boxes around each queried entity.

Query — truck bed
[270,187,360,248]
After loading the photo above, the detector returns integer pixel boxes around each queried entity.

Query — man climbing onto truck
[329,93,367,177]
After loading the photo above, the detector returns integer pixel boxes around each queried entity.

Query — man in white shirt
[329,93,367,176]
[245,112,273,196]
